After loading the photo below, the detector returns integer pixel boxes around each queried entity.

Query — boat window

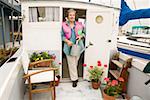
[95,15,103,24]
[132,26,150,35]
[29,7,59,22]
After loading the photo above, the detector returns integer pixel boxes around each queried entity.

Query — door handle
[107,40,111,43]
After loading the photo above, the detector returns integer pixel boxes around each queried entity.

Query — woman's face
[68,12,76,22]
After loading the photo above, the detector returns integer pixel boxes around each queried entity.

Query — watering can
[70,39,93,56]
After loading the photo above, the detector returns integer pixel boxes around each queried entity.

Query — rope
[132,0,142,25]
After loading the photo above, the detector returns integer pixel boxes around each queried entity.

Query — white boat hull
[117,36,150,60]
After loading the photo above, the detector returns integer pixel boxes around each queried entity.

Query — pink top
[62,21,84,39]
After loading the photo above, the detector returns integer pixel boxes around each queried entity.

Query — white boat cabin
[21,0,119,81]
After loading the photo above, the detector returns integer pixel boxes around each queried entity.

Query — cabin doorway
[62,8,86,80]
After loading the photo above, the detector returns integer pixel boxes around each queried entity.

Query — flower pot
[103,90,115,100]
[92,81,101,89]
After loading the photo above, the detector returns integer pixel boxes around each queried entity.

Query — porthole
[95,15,103,24]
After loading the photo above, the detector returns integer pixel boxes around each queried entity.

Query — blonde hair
[67,8,76,14]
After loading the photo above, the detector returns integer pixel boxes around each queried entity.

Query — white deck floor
[24,81,103,100]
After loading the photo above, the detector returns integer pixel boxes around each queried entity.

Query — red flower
[83,64,87,67]
[58,62,62,65]
[111,80,118,86]
[104,77,110,82]
[104,64,107,68]
[108,82,111,86]
[90,66,93,69]
[52,56,56,60]
[97,63,101,66]
[104,77,124,96]
[118,77,124,82]
[97,61,101,64]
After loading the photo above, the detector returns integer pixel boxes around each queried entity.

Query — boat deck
[24,81,103,100]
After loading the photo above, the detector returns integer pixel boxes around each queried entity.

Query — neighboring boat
[118,1,150,100]
[117,34,150,60]
[118,0,150,60]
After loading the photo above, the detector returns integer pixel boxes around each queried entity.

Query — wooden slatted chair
[22,50,58,100]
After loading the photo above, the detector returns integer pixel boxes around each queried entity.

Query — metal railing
[0,0,21,12]
[2,0,20,5]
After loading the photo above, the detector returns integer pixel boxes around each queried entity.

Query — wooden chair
[22,50,58,100]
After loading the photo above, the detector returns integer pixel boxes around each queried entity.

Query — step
[109,70,120,79]
[111,60,123,68]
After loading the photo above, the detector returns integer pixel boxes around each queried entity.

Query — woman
[61,9,85,87]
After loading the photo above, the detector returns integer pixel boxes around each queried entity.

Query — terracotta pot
[92,81,101,89]
[103,90,115,100]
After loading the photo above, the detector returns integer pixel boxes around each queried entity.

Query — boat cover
[119,0,150,26]
[143,62,150,73]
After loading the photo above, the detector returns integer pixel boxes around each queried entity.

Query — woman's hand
[67,41,73,46]
[65,39,73,46]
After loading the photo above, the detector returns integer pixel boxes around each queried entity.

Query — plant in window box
[29,52,56,68]
[0,47,18,66]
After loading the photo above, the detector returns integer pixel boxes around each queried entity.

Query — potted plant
[103,77,124,100]
[0,47,18,66]
[29,51,56,68]
[29,51,61,86]
[83,60,107,89]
